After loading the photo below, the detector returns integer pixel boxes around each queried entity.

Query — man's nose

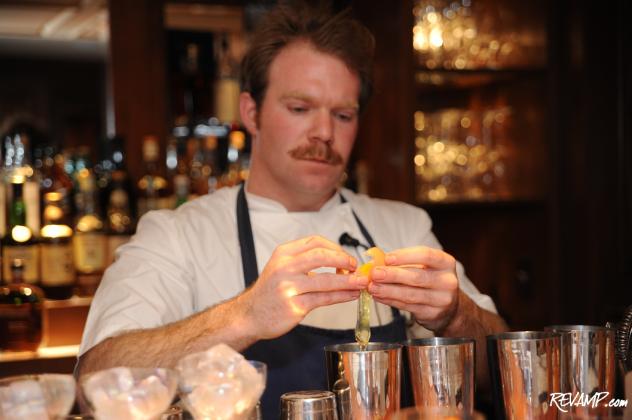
[309,109,334,143]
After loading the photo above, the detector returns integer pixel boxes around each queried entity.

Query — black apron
[236,184,411,419]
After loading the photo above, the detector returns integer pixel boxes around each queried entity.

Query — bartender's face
[241,41,360,207]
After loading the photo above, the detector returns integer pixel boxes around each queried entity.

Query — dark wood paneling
[426,202,551,329]
[108,0,168,182]
[351,0,416,203]
[552,0,631,325]
[0,57,104,156]
[622,1,632,311]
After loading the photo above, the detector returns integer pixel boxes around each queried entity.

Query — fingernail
[385,254,396,264]
[372,267,386,280]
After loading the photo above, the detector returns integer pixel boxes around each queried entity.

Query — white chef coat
[79,185,497,356]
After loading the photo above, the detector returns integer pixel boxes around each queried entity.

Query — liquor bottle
[173,172,190,208]
[214,33,241,127]
[103,135,137,222]
[188,123,221,196]
[4,131,41,237]
[137,136,170,216]
[0,140,7,240]
[0,259,44,351]
[222,126,250,187]
[171,135,190,207]
[165,135,179,180]
[186,135,202,198]
[201,134,220,194]
[213,33,250,188]
[73,169,107,296]
[106,169,135,265]
[73,146,91,174]
[39,192,75,300]
[94,142,114,221]
[1,181,40,285]
[40,147,74,222]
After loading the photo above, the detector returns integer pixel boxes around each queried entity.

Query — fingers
[385,246,456,270]
[370,266,458,290]
[295,290,361,313]
[373,296,444,320]
[289,247,357,273]
[277,272,365,318]
[293,272,368,294]
[275,235,344,257]
[368,282,455,308]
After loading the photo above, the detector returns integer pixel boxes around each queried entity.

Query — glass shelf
[415,68,546,90]
[412,0,547,72]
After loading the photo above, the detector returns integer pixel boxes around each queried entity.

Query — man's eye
[289,106,307,113]
[335,112,355,122]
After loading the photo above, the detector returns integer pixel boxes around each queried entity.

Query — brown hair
[239,1,375,111]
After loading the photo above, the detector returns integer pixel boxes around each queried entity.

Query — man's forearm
[438,290,509,393]
[77,294,256,377]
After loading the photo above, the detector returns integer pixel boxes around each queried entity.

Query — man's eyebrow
[280,92,359,110]
[280,92,313,102]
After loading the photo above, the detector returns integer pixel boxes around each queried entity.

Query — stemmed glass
[0,373,76,419]
[176,346,266,420]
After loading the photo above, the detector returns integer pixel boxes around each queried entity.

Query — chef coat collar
[243,181,343,213]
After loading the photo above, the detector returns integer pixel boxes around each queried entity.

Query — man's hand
[366,246,459,332]
[237,235,365,341]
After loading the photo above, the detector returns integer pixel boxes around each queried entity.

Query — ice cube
[0,379,47,420]
[0,374,75,420]
[81,367,177,420]
[176,344,266,419]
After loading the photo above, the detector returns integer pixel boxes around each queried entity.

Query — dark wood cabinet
[354,0,631,328]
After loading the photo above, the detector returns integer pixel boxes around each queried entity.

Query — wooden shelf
[43,296,92,309]
[0,345,79,364]
[0,345,80,377]
[415,68,546,90]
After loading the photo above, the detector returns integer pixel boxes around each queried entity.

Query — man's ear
[240,92,258,136]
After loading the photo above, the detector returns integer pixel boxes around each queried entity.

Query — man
[78,2,507,417]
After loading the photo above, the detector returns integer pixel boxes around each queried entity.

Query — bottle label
[160,197,174,209]
[73,233,107,273]
[2,246,40,284]
[23,181,41,235]
[40,243,75,286]
[107,235,131,266]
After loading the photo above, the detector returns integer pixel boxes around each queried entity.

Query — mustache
[288,142,344,165]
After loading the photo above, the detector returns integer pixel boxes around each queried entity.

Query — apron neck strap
[237,183,259,286]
